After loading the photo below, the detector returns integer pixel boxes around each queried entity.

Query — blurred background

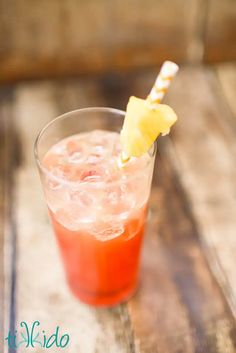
[0,0,235,82]
[1,2,236,352]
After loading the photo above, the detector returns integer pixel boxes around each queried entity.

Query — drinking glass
[34,108,156,306]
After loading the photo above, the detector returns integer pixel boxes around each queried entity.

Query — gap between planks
[0,88,20,353]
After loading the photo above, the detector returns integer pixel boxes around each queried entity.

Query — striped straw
[147,61,179,107]
[119,61,179,165]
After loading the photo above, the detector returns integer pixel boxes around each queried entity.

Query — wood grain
[166,67,236,319]
[216,63,236,118]
[0,0,200,82]
[3,65,236,352]
[0,91,6,353]
[128,66,236,319]
[128,149,236,352]
[101,69,236,352]
[204,0,236,62]
[0,87,17,353]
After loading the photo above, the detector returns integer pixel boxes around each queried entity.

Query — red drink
[35,109,155,306]
[50,206,147,305]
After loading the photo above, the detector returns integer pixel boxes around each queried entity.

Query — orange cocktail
[35,62,178,306]
[50,205,147,305]
[35,109,155,306]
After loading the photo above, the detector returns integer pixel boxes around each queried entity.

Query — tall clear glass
[34,108,156,306]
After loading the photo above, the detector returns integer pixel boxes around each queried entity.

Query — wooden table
[1,63,236,352]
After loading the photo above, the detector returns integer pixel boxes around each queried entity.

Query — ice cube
[89,130,119,158]
[86,153,103,164]
[55,206,80,231]
[45,182,69,213]
[66,139,83,155]
[55,199,96,230]
[68,151,84,164]
[43,153,63,170]
[48,179,62,190]
[80,167,105,182]
[51,142,67,155]
[94,145,105,154]
[69,189,93,207]
[90,222,124,241]
[51,163,83,181]
[100,184,134,222]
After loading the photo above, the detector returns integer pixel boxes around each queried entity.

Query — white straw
[147,61,179,107]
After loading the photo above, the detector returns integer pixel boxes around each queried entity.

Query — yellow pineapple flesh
[120,96,178,158]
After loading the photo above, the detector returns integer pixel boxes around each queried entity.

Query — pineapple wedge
[120,96,177,157]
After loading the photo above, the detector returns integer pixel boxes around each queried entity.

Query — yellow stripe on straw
[147,61,179,106]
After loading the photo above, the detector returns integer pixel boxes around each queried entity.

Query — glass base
[68,280,138,307]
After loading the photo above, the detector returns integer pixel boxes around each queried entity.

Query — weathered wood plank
[0,92,6,353]
[128,150,236,353]
[0,87,17,353]
[13,81,135,353]
[167,67,236,318]
[100,71,236,352]
[216,63,236,118]
[0,0,200,82]
[204,0,236,62]
[128,66,236,319]
[12,66,236,352]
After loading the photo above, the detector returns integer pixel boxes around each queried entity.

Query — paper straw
[147,61,179,107]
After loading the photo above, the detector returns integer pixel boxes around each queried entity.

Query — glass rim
[34,107,156,188]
